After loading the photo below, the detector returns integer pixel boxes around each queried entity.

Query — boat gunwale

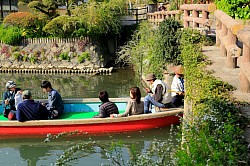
[0,108,183,127]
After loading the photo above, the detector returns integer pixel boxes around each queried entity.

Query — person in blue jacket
[16,90,49,122]
[40,81,64,119]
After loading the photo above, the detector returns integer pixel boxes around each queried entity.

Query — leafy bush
[3,12,37,27]
[3,11,47,38]
[215,0,250,19]
[174,28,249,165]
[0,25,22,45]
[59,52,69,61]
[43,15,81,38]
[72,0,126,36]
[78,52,90,63]
[13,52,22,61]
[155,18,183,66]
[116,19,182,78]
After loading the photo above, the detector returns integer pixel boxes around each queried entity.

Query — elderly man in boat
[16,90,49,122]
[144,73,173,113]
[171,65,185,107]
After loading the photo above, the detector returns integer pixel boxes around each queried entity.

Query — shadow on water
[0,68,146,99]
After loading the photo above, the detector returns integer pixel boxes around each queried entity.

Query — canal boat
[0,98,183,138]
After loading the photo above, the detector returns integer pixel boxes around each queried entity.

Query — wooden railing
[21,37,90,44]
[147,10,181,26]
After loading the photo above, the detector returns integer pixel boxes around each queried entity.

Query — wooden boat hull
[0,98,183,137]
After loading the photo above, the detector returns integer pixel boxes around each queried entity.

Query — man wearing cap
[171,65,185,107]
[2,81,21,120]
[16,90,49,122]
[144,73,173,113]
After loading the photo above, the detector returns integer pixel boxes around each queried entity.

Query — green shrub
[155,18,183,66]
[59,52,70,61]
[13,52,22,61]
[0,25,22,45]
[72,0,126,36]
[78,52,90,63]
[174,28,249,165]
[215,0,250,19]
[43,15,80,38]
[30,55,37,64]
[3,12,37,27]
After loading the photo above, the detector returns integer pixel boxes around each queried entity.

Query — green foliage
[116,19,182,78]
[72,0,126,36]
[0,25,22,45]
[215,0,250,19]
[43,15,80,38]
[3,11,48,38]
[3,12,37,28]
[78,51,90,63]
[59,52,70,61]
[155,18,183,66]
[13,52,22,61]
[28,0,59,19]
[30,55,37,64]
[174,28,249,165]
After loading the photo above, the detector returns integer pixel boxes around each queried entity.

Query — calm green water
[0,68,146,99]
[0,68,178,165]
[0,127,179,165]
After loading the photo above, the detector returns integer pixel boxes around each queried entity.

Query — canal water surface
[0,68,179,165]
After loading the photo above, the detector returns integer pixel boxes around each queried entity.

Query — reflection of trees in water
[0,68,142,99]
[19,145,52,166]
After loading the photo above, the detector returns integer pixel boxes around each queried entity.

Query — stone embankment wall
[0,37,114,74]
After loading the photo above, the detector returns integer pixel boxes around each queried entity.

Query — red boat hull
[0,111,182,138]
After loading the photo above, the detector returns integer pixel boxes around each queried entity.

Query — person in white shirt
[171,65,185,107]
[144,73,173,113]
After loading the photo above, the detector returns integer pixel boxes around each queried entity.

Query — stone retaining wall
[0,37,116,74]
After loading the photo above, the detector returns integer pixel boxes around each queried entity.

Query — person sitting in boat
[110,87,144,118]
[171,65,185,107]
[2,81,22,120]
[94,90,119,118]
[40,81,64,119]
[144,73,173,113]
[16,90,49,122]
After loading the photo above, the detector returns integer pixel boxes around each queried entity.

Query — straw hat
[145,73,156,81]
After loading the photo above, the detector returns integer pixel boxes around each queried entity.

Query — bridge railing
[180,4,216,30]
[147,10,182,26]
[238,28,250,92]
[214,10,244,68]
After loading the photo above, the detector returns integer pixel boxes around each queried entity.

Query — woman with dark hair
[94,91,119,118]
[111,87,144,118]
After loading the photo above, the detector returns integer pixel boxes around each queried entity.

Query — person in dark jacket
[40,81,64,119]
[94,91,119,118]
[16,90,49,122]
[2,81,22,120]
